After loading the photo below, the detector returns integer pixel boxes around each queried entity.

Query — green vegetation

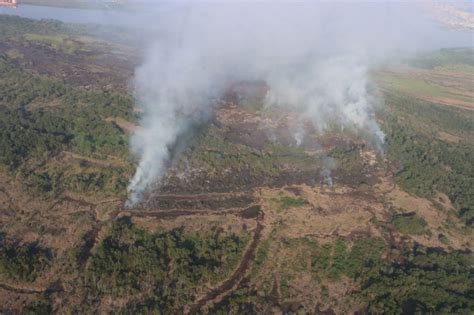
[383,93,474,226]
[82,218,249,313]
[0,14,126,45]
[328,238,347,280]
[0,18,472,314]
[329,144,363,172]
[252,239,270,274]
[270,194,308,212]
[392,213,428,235]
[278,196,308,208]
[23,33,86,54]
[190,132,280,178]
[299,236,472,313]
[0,237,51,282]
[438,234,449,245]
[311,237,385,281]
[207,279,258,315]
[180,128,321,190]
[361,246,474,314]
[0,15,76,39]
[210,238,472,314]
[407,48,474,69]
[264,142,312,160]
[345,237,386,279]
[378,74,468,105]
[0,56,134,196]
[23,297,52,315]
[0,108,67,170]
[0,57,134,156]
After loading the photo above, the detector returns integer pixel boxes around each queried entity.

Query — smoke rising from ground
[125,1,467,206]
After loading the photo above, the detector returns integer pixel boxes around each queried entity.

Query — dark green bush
[392,213,427,235]
[0,238,52,282]
[83,218,249,313]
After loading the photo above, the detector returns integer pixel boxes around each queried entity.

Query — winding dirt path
[0,282,61,295]
[60,151,127,168]
[187,210,265,314]
[0,184,264,303]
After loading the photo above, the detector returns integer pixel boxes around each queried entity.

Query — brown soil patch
[104,117,137,134]
[260,185,384,242]
[438,131,463,142]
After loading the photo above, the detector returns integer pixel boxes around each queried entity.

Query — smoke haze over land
[125,1,472,206]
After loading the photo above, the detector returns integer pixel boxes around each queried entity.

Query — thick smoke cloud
[125,1,469,207]
[265,55,384,144]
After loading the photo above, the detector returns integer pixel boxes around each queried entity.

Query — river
[0,3,472,50]
[0,3,176,28]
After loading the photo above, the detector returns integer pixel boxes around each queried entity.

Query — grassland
[375,48,474,110]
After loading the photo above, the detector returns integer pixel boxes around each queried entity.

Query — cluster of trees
[81,218,249,313]
[362,245,474,314]
[0,15,73,39]
[383,93,474,226]
[308,236,472,313]
[0,108,68,170]
[23,297,52,315]
[0,57,135,195]
[206,236,473,314]
[0,56,134,161]
[0,236,51,282]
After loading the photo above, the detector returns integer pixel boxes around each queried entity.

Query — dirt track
[0,282,61,295]
[187,209,265,314]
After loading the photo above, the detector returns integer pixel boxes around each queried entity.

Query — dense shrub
[392,213,428,235]
[363,246,474,314]
[0,238,52,282]
[83,218,249,313]
[383,93,474,226]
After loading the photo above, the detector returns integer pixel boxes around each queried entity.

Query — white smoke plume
[320,157,336,187]
[265,55,384,143]
[125,1,469,207]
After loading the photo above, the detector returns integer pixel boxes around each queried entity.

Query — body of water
[0,3,472,51]
[0,4,176,28]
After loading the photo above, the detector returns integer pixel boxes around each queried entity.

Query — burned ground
[0,15,137,92]
[0,15,473,314]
